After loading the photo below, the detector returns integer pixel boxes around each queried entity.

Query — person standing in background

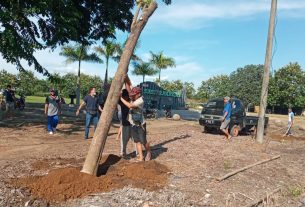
[4,85,15,118]
[45,89,61,135]
[284,108,294,136]
[76,87,103,139]
[220,96,232,140]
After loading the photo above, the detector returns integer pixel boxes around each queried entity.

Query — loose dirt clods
[14,155,169,202]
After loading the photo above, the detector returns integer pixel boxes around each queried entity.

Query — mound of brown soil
[14,155,169,202]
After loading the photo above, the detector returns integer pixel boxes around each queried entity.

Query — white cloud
[152,0,305,29]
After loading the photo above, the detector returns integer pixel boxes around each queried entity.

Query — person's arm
[44,97,49,115]
[98,105,103,113]
[124,75,133,95]
[291,114,294,126]
[76,101,86,116]
[44,103,48,115]
[120,97,138,109]
[222,111,228,121]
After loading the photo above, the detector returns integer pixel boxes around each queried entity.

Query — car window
[206,101,223,108]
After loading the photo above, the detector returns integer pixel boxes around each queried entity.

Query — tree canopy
[149,51,176,81]
[229,64,264,106]
[0,0,135,75]
[268,62,305,108]
[132,61,157,83]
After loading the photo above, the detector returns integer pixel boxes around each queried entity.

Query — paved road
[164,110,201,121]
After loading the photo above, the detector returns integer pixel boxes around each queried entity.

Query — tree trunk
[104,57,109,86]
[256,0,277,143]
[158,69,161,82]
[143,75,145,84]
[76,59,81,105]
[81,2,158,175]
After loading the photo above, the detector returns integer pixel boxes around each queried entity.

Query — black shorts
[131,123,147,145]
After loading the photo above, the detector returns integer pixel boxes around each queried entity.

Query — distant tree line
[0,70,103,98]
[196,62,305,109]
[2,62,304,110]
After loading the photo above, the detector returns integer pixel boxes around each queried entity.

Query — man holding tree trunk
[120,75,151,162]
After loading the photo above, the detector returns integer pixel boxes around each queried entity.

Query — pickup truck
[199,98,268,136]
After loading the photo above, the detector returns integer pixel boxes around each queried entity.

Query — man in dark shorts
[45,89,61,135]
[220,96,232,140]
[4,85,15,118]
[76,87,103,139]
[120,76,151,161]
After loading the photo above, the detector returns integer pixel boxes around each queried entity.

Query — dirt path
[1,111,305,206]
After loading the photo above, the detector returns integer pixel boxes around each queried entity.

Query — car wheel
[204,126,212,133]
[230,125,240,137]
[250,126,257,138]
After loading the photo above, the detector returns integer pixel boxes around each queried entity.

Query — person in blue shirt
[220,96,232,140]
[76,87,103,139]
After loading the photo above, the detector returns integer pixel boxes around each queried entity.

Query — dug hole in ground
[1,107,305,206]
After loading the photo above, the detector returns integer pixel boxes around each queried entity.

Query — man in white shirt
[120,76,151,162]
[286,108,294,136]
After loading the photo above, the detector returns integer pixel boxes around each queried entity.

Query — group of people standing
[44,75,151,162]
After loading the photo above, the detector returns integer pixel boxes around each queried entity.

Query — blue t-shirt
[223,103,232,120]
[4,89,14,102]
[83,95,99,113]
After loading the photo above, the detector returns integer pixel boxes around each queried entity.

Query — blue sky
[1,0,305,89]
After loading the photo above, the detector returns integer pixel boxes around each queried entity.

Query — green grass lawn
[26,96,46,104]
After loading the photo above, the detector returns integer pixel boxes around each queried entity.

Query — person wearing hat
[45,89,61,135]
[120,75,151,162]
[220,96,232,140]
[117,89,138,157]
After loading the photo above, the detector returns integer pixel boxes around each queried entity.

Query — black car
[199,98,268,136]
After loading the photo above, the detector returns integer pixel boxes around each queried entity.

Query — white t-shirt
[288,111,294,122]
[129,96,145,125]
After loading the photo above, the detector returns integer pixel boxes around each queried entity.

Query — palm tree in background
[94,40,121,86]
[114,39,141,63]
[149,51,176,83]
[60,44,101,105]
[132,61,158,84]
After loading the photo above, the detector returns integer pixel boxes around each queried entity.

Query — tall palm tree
[94,40,121,86]
[132,61,158,84]
[60,44,101,105]
[149,51,176,82]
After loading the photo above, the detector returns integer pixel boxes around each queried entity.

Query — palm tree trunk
[81,1,158,175]
[104,57,109,86]
[158,69,161,82]
[143,75,145,84]
[76,59,81,105]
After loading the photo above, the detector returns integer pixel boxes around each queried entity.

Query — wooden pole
[216,155,280,181]
[81,2,158,175]
[256,0,277,143]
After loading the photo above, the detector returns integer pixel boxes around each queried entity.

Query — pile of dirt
[14,155,169,202]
